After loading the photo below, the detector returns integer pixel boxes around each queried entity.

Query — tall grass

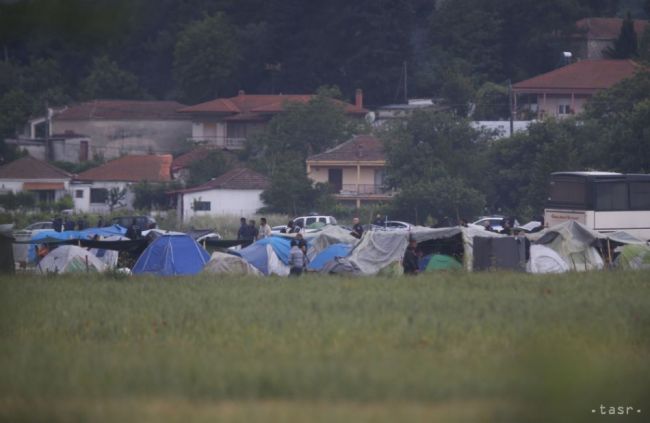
[0,271,648,422]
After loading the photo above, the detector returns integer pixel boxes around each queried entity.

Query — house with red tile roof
[0,155,72,204]
[571,18,648,60]
[170,167,270,223]
[512,59,642,119]
[306,134,393,208]
[177,89,368,150]
[72,155,172,213]
[42,100,192,161]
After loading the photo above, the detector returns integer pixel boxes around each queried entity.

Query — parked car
[111,216,157,229]
[371,220,412,231]
[472,216,520,232]
[293,215,337,229]
[271,225,288,234]
[24,221,55,231]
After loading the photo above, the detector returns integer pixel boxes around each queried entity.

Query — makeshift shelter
[89,235,128,268]
[37,245,106,274]
[203,251,262,276]
[526,245,570,274]
[132,234,209,276]
[235,236,291,276]
[303,225,358,260]
[473,236,528,271]
[308,243,353,271]
[614,244,650,270]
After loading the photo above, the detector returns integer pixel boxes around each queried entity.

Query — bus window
[548,179,586,206]
[630,182,650,210]
[595,182,628,211]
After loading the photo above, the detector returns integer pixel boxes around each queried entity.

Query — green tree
[79,56,146,100]
[107,187,128,212]
[247,86,363,176]
[259,162,332,215]
[187,150,237,186]
[605,12,639,58]
[132,181,180,210]
[173,13,240,103]
[473,82,510,120]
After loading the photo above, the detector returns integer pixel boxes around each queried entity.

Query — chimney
[355,89,363,109]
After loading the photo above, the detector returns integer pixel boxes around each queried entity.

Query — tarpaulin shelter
[303,225,358,261]
[308,243,352,271]
[89,235,128,268]
[235,236,291,276]
[526,245,570,274]
[203,251,262,276]
[37,245,106,274]
[132,234,209,276]
[614,244,650,270]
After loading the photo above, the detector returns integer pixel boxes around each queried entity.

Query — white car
[473,216,520,232]
[371,220,412,231]
[293,215,337,229]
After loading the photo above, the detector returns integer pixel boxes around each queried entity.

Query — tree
[246,86,363,176]
[132,181,180,210]
[259,162,333,215]
[604,12,638,59]
[473,82,510,120]
[79,56,146,100]
[107,187,128,212]
[187,150,236,186]
[173,13,240,103]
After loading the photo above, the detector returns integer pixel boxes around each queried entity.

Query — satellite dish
[365,111,376,124]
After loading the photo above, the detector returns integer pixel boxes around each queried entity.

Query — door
[328,169,342,192]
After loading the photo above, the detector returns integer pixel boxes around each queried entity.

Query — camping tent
[308,243,352,271]
[203,251,262,276]
[236,236,291,276]
[37,245,106,274]
[526,245,570,274]
[89,235,128,268]
[419,254,463,272]
[303,225,358,260]
[132,234,209,276]
[614,244,650,270]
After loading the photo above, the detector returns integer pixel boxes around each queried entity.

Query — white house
[172,167,270,223]
[72,154,172,213]
[0,155,72,204]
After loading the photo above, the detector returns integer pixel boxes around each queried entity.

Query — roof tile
[307,135,385,162]
[0,156,71,180]
[76,155,172,182]
[175,167,269,193]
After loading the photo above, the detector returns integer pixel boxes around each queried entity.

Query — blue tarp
[237,236,292,275]
[308,243,352,271]
[132,234,209,276]
[28,225,127,263]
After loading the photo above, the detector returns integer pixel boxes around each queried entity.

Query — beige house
[306,135,393,208]
[177,90,368,150]
[513,59,640,119]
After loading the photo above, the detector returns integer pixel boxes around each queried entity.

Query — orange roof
[0,156,71,180]
[23,182,65,190]
[575,18,648,40]
[76,155,172,182]
[173,167,269,193]
[513,60,641,94]
[307,134,385,162]
[55,100,188,121]
[178,92,367,117]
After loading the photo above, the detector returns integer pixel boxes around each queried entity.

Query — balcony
[187,136,246,149]
[336,184,394,197]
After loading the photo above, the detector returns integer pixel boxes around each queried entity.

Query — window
[226,123,247,139]
[90,188,108,204]
[305,217,317,226]
[558,104,571,115]
[75,190,84,199]
[630,182,650,210]
[595,182,628,211]
[548,179,586,207]
[193,201,211,211]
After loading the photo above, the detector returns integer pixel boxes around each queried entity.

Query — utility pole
[508,79,514,137]
[403,61,408,103]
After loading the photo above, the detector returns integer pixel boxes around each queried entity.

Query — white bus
[544,172,650,241]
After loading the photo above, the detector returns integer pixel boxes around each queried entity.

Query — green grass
[0,271,649,422]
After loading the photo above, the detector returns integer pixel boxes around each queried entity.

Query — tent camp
[302,225,358,261]
[530,221,646,272]
[526,245,570,274]
[235,236,291,276]
[419,254,463,272]
[37,245,106,274]
[132,234,210,276]
[203,251,262,276]
[89,235,128,268]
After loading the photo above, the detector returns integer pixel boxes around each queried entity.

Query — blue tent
[308,243,352,271]
[132,235,209,276]
[237,236,292,275]
[28,225,127,263]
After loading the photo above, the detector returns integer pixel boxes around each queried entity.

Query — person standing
[96,216,104,228]
[258,217,272,240]
[373,213,384,226]
[248,219,259,241]
[52,216,62,232]
[288,239,305,276]
[237,217,248,240]
[402,238,419,275]
[351,217,364,238]
[63,216,75,231]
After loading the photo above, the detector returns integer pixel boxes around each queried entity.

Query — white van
[293,215,337,229]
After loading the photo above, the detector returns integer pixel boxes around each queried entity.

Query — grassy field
[0,271,649,422]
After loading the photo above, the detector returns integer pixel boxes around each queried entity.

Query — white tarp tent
[37,245,106,274]
[203,251,262,276]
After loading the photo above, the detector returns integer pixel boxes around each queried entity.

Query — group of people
[51,215,94,232]
[237,217,272,241]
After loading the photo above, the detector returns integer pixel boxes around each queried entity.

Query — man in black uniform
[351,217,364,239]
[402,238,419,275]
